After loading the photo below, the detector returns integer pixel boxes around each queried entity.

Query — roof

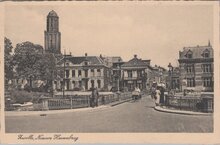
[48,10,58,17]
[57,56,106,66]
[179,44,213,59]
[121,57,149,68]
[108,57,123,63]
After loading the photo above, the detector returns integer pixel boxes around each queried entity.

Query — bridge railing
[165,94,213,113]
[37,92,132,110]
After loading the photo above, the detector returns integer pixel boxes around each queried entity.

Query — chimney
[85,53,87,57]
[134,54,137,58]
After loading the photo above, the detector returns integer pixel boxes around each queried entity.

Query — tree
[13,41,58,92]
[13,41,44,89]
[34,53,57,92]
[4,37,14,83]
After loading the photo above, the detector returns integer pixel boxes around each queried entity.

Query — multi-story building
[178,42,214,92]
[121,55,152,91]
[53,53,111,91]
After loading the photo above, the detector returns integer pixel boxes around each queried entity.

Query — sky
[4,2,214,68]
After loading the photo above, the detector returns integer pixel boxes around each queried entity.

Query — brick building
[178,42,214,92]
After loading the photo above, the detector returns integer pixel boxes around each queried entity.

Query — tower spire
[208,40,211,46]
[44,10,61,54]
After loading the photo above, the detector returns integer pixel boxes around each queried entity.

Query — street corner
[154,105,213,116]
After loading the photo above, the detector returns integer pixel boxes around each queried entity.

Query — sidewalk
[5,105,110,117]
[154,106,212,116]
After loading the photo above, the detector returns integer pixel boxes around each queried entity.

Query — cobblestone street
[5,95,213,133]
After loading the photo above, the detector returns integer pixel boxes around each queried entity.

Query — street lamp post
[117,64,120,93]
[168,63,173,92]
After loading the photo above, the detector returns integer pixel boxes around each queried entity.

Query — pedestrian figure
[154,86,161,106]
[136,87,141,99]
[94,87,99,107]
[90,87,95,108]
[159,85,165,105]
[151,87,156,99]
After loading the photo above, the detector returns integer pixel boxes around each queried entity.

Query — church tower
[44,10,61,54]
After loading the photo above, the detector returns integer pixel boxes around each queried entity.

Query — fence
[37,92,132,110]
[165,94,213,113]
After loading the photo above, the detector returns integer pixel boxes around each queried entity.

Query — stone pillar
[41,97,49,111]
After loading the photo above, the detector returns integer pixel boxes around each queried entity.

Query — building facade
[44,10,61,54]
[121,55,151,91]
[54,54,111,91]
[178,42,214,92]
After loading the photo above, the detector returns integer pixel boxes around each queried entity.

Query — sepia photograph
[1,1,220,144]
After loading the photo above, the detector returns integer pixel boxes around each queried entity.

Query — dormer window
[185,50,193,59]
[85,62,88,65]
[187,53,192,58]
[202,49,210,58]
[204,52,209,58]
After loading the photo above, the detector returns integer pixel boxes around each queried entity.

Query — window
[84,62,88,65]
[203,77,212,87]
[203,50,210,58]
[66,62,69,66]
[65,70,69,78]
[187,78,195,87]
[85,70,88,77]
[97,69,101,76]
[186,65,194,73]
[79,81,82,88]
[187,53,192,58]
[91,69,95,77]
[72,70,75,77]
[204,52,209,58]
[91,80,94,88]
[186,50,193,59]
[202,64,212,73]
[72,81,75,88]
[97,80,101,88]
[137,70,142,78]
[128,70,132,78]
[78,70,82,77]
[50,35,53,46]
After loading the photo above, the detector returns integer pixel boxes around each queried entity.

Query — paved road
[5,95,213,133]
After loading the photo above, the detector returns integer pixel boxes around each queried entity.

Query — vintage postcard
[0,1,220,144]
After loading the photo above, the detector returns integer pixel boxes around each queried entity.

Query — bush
[9,89,49,104]
[10,90,32,104]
